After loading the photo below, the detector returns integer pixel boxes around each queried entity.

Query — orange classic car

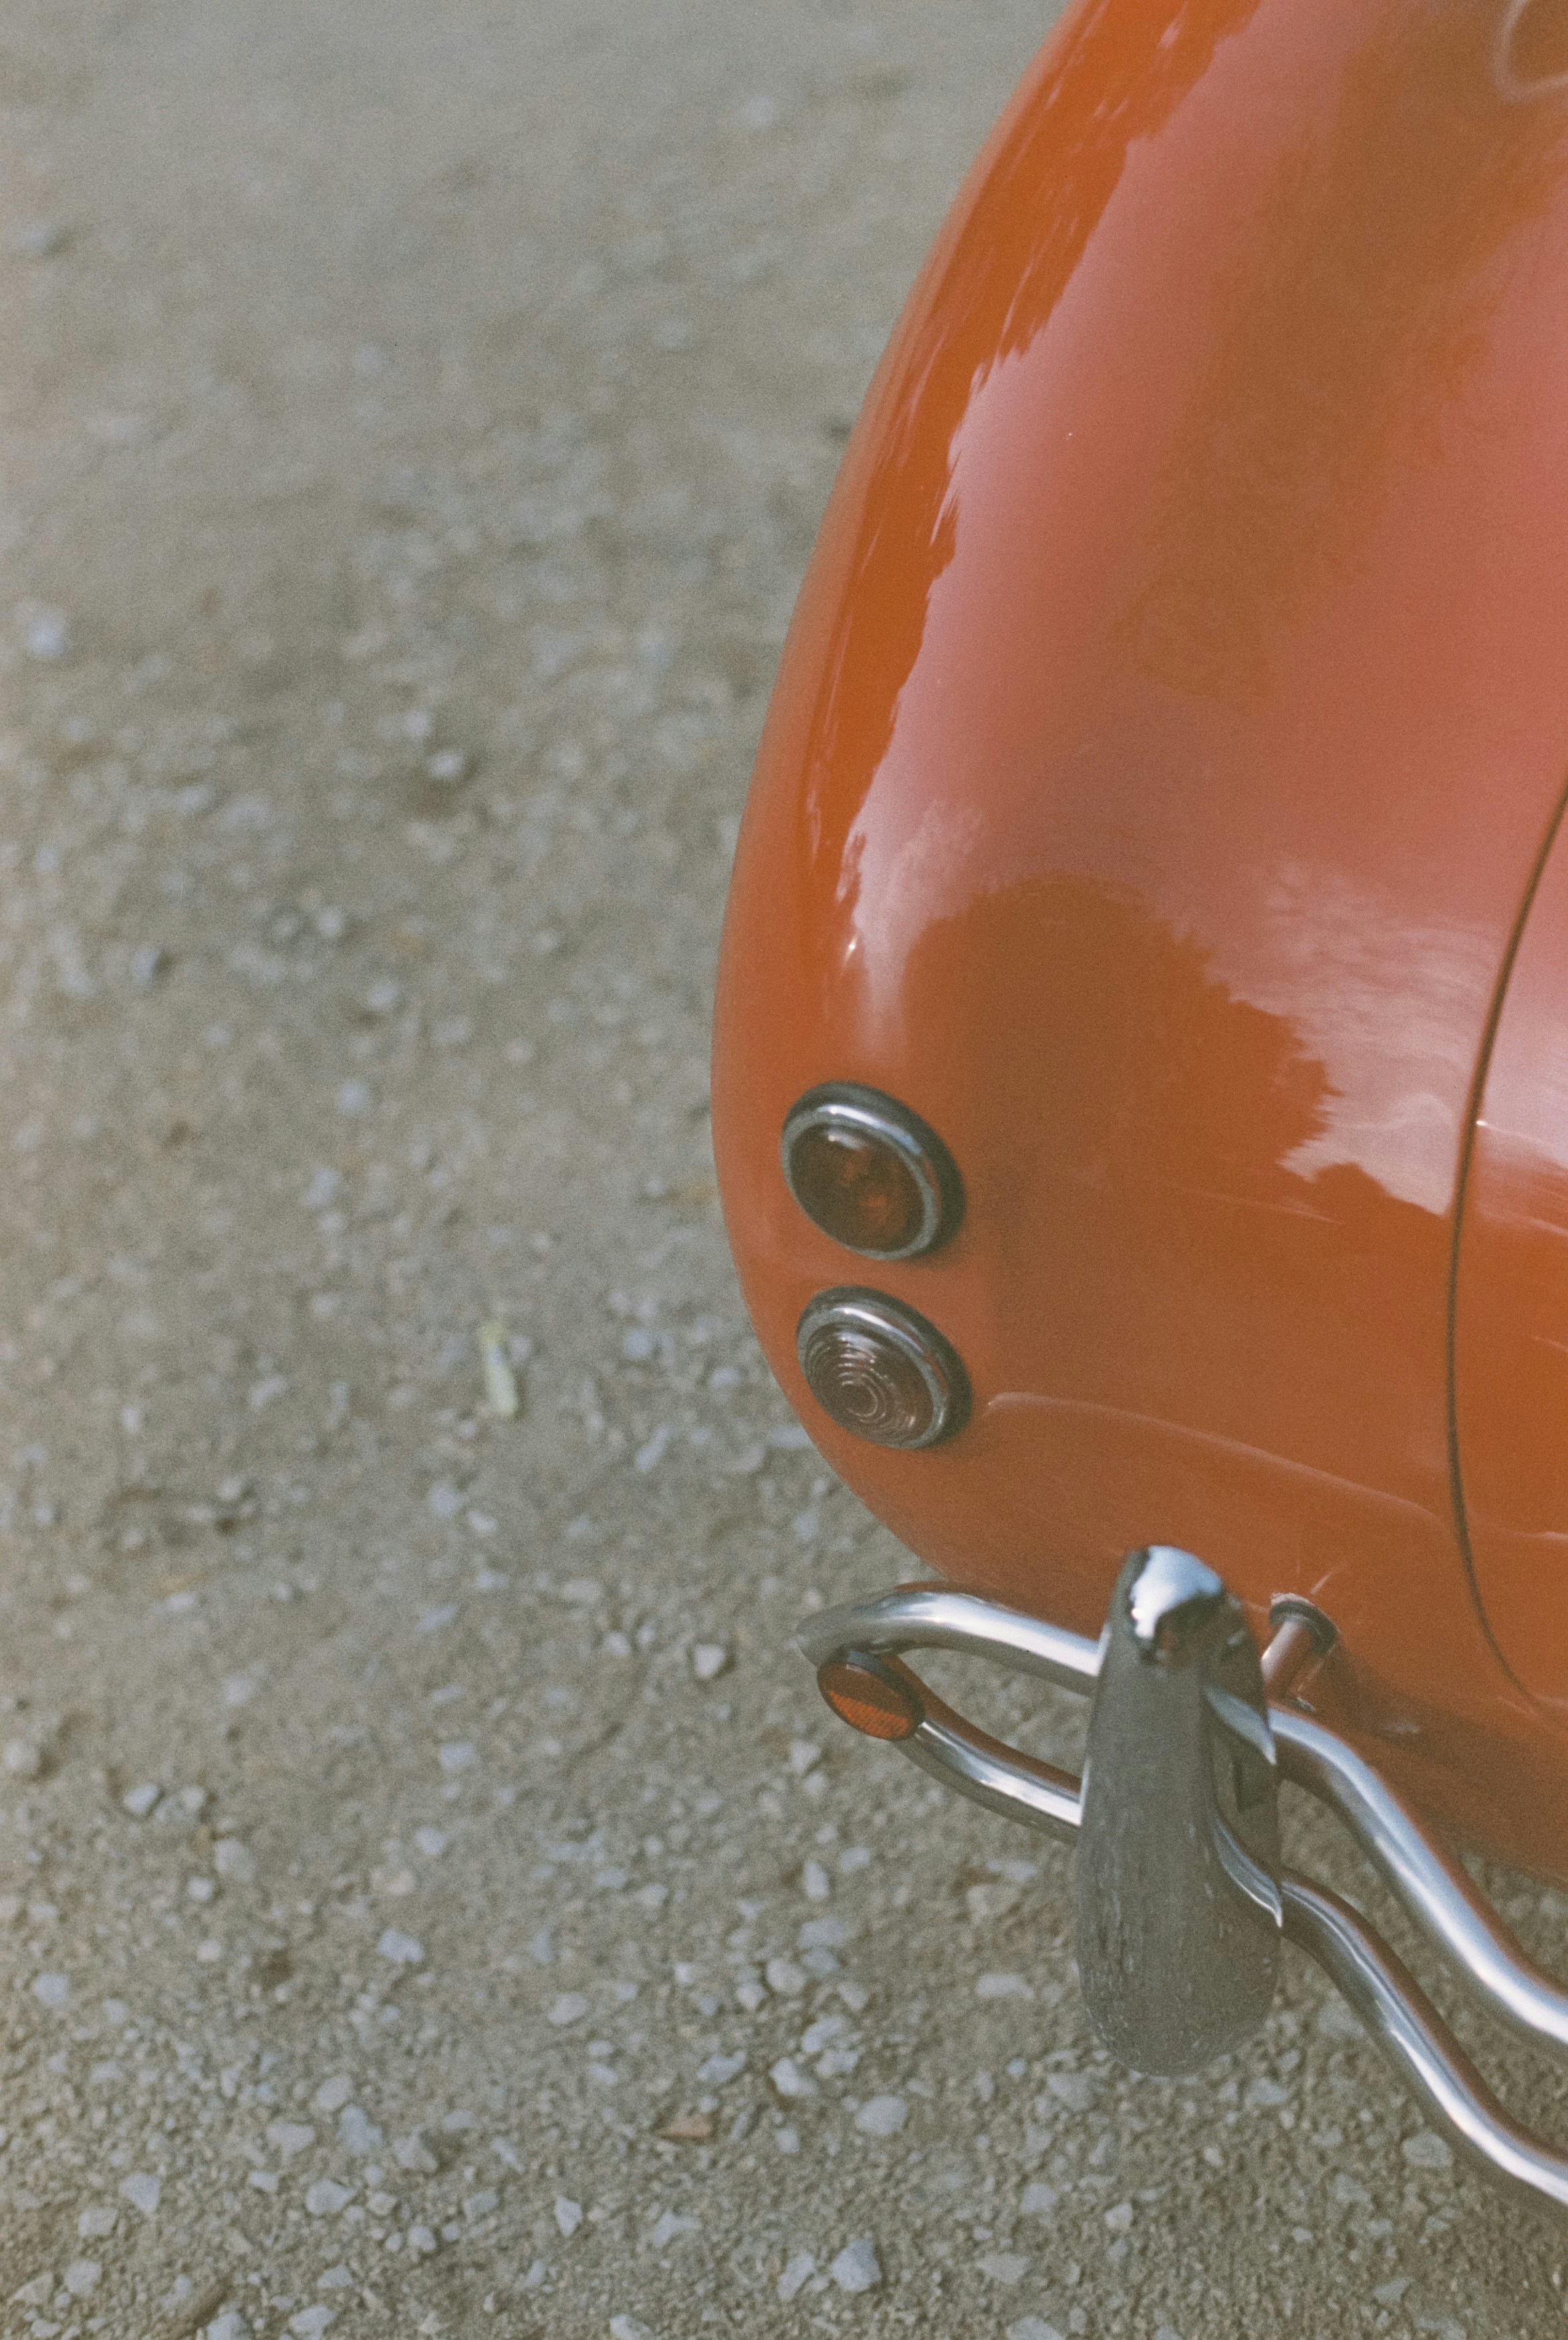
[712,0,1568,2209]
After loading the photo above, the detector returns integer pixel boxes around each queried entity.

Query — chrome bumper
[798,1571,1568,2214]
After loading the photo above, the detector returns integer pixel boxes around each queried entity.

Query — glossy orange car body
[712,0,1568,1881]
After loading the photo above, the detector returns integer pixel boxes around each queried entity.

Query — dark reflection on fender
[900,872,1449,1518]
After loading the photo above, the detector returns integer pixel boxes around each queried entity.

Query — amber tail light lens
[796,1288,969,1449]
[781,1084,962,1260]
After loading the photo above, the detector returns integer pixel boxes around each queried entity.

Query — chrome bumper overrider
[798,1567,1568,2214]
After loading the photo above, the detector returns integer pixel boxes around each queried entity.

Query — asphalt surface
[2,1,1568,2335]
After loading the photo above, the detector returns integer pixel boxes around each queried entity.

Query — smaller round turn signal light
[781,1084,962,1260]
[815,1651,924,1742]
[796,1288,969,1449]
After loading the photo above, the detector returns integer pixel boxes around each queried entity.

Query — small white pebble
[123,1782,160,1819]
[979,2252,1031,2285]
[63,2259,101,2296]
[802,1859,831,1902]
[305,2179,355,2217]
[692,1643,729,1682]
[32,1972,70,2008]
[215,1838,255,1883]
[313,2075,353,2113]
[21,604,71,660]
[777,2251,816,2302]
[438,1740,477,1774]
[765,1958,807,1997]
[3,1738,42,1779]
[1020,2181,1058,2214]
[339,2104,381,2157]
[549,1992,590,2027]
[1043,2070,1097,2110]
[554,2196,583,2236]
[854,2095,907,2138]
[77,2206,116,2239]
[7,219,66,259]
[769,2057,816,2099]
[1402,2129,1454,2171]
[975,1973,1034,2001]
[477,1319,519,1416]
[649,2208,700,2248]
[635,1424,671,1473]
[377,1928,423,1966]
[609,2319,654,2340]
[829,2238,882,2294]
[120,2171,161,2215]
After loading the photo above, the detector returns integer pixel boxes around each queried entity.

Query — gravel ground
[2,1,1568,2335]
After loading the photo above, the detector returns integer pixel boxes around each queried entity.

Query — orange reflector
[816,1651,924,1742]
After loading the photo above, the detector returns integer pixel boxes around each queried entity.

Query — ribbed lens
[781,1084,961,1260]
[796,1289,968,1450]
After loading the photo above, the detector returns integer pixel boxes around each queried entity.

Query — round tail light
[796,1288,969,1449]
[781,1084,962,1260]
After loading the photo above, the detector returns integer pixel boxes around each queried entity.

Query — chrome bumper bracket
[798,1566,1568,2215]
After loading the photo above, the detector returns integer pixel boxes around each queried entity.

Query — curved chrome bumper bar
[798,1581,1568,2214]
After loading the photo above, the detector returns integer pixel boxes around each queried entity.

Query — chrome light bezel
[795,1286,970,1449]
[781,1082,963,1260]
